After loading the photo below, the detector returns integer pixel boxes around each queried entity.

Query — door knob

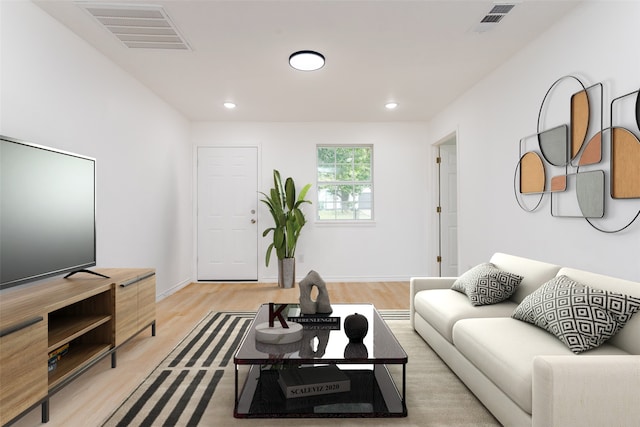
[251,219,256,224]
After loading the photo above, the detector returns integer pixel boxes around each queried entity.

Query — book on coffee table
[278,365,350,399]
[286,306,340,327]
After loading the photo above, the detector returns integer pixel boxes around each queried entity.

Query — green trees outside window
[317,145,373,220]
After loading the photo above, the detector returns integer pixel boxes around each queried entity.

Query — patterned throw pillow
[512,275,640,354]
[452,263,523,306]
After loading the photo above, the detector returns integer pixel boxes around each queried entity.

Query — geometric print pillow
[452,263,523,306]
[512,275,640,354]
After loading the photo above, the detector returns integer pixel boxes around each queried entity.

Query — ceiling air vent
[489,4,515,15]
[78,3,191,50]
[473,2,516,33]
[480,14,504,24]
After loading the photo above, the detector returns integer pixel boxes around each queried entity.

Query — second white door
[440,142,458,277]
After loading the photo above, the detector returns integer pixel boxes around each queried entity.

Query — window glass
[316,145,373,221]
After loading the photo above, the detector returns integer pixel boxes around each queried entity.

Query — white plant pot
[278,258,296,289]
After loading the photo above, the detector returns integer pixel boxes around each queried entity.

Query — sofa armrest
[532,355,640,427]
[409,277,457,328]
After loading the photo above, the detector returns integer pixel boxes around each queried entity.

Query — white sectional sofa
[410,253,640,427]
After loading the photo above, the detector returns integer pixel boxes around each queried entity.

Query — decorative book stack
[286,306,341,330]
[48,343,69,372]
[278,365,351,399]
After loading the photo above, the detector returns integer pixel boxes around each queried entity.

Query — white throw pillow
[452,263,523,306]
[512,275,640,353]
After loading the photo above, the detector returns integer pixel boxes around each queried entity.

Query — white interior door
[439,142,458,277]
[197,147,258,281]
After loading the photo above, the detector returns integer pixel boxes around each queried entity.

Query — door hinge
[436,206,442,213]
[437,256,442,263]
[436,156,441,164]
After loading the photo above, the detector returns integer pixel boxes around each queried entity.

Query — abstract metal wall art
[514,75,640,233]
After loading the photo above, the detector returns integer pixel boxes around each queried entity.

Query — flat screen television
[0,135,98,290]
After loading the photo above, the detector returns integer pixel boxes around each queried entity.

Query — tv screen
[0,135,97,290]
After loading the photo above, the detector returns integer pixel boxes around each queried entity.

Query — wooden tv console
[0,268,156,426]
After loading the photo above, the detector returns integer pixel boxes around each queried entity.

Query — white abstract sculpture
[298,270,332,314]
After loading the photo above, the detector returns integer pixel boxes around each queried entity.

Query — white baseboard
[260,275,412,283]
[169,275,411,298]
[157,277,192,301]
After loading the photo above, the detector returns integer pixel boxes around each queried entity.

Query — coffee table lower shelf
[234,364,407,418]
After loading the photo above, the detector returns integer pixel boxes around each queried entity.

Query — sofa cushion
[512,275,640,354]
[489,253,561,303]
[452,263,523,306]
[414,289,518,343]
[452,317,629,414]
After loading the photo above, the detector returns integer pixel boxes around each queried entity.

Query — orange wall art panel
[515,75,640,233]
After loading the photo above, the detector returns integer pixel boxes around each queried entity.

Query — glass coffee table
[234,303,407,418]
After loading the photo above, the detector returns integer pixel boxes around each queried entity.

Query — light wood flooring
[12,281,409,426]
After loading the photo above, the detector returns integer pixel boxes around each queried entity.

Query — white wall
[5,1,636,291]
[428,1,640,281]
[1,1,194,297]
[191,122,430,282]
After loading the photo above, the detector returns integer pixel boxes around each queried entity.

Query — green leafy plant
[260,170,312,266]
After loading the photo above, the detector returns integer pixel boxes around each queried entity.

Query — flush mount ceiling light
[385,102,399,110]
[289,50,325,71]
[223,102,236,109]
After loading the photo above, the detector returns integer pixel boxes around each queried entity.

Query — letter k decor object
[269,303,289,328]
[255,303,303,344]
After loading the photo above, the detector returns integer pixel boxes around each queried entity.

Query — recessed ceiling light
[385,102,399,110]
[289,50,325,71]
[223,102,236,109]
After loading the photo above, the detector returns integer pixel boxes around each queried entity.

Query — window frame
[315,144,374,223]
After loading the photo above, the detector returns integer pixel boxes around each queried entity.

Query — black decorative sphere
[344,313,368,343]
[344,342,368,359]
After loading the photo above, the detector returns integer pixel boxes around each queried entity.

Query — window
[316,145,373,221]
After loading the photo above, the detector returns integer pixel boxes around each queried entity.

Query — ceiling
[34,0,582,122]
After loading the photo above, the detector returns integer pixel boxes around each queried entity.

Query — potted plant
[260,169,312,288]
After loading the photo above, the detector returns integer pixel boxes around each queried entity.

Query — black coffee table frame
[233,303,407,418]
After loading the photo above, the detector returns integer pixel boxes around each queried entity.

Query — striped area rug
[102,309,498,427]
[102,310,408,426]
[102,312,255,427]
[377,309,410,321]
